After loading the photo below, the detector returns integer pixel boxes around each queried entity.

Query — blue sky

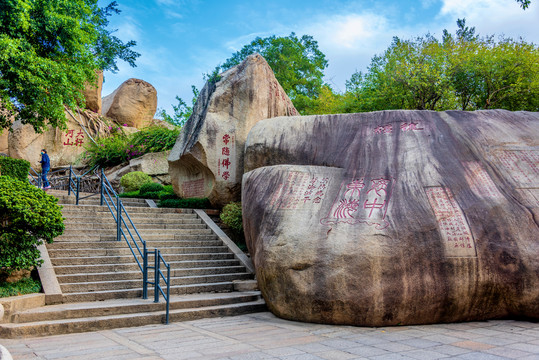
[101,0,539,116]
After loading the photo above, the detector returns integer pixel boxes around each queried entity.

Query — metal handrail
[28,164,172,324]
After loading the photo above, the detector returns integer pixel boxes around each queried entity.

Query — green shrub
[141,191,161,199]
[139,182,164,195]
[159,192,178,201]
[220,202,245,250]
[0,277,42,298]
[0,157,31,181]
[220,202,243,233]
[162,185,174,193]
[120,171,153,192]
[118,190,141,198]
[159,198,210,209]
[0,176,64,273]
[83,126,180,167]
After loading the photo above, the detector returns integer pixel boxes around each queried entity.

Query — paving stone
[454,352,509,360]
[346,345,391,357]
[263,347,306,356]
[452,341,496,351]
[483,346,533,359]
[429,345,472,356]
[292,343,334,353]
[401,349,450,359]
[373,341,416,352]
[318,339,361,349]
[507,343,539,354]
[315,350,358,360]
[397,337,442,348]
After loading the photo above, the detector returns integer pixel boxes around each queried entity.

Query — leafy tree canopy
[0,0,139,132]
[311,19,539,114]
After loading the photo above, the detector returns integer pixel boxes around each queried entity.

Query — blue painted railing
[30,165,171,323]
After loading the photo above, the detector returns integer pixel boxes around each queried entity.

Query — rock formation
[8,108,110,167]
[168,54,298,207]
[102,78,157,129]
[83,70,103,114]
[242,109,539,326]
[106,151,171,186]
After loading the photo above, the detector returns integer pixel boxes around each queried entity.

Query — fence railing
[30,165,171,323]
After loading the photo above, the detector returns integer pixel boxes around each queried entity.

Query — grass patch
[0,277,41,298]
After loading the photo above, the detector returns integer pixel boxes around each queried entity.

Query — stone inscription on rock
[463,162,504,201]
[63,129,85,147]
[269,172,329,210]
[217,132,236,182]
[182,178,205,198]
[426,187,476,257]
[496,150,539,187]
[321,177,395,230]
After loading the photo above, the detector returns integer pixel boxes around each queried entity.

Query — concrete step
[49,239,224,249]
[61,226,209,235]
[57,266,248,283]
[61,282,237,302]
[51,253,236,266]
[62,212,198,220]
[10,292,261,323]
[60,204,194,214]
[57,229,213,240]
[53,259,242,275]
[60,273,252,292]
[0,298,266,338]
[63,219,204,227]
[59,199,149,207]
[48,246,230,258]
[52,234,219,242]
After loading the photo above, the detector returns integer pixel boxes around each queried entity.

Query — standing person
[39,149,51,190]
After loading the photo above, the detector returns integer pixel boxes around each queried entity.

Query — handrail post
[76,177,80,205]
[38,172,42,189]
[68,165,72,196]
[142,244,148,299]
[100,168,105,206]
[116,196,121,242]
[154,249,160,303]
[165,264,170,324]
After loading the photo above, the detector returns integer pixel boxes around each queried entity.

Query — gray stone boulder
[242,109,539,326]
[168,54,298,207]
[82,70,103,114]
[102,78,157,129]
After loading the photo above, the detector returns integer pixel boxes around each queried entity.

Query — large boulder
[168,54,298,206]
[242,109,539,326]
[8,108,109,167]
[102,78,157,129]
[82,70,103,114]
[0,130,7,154]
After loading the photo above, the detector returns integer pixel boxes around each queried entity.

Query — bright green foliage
[157,86,199,127]
[314,19,539,113]
[0,277,41,297]
[120,171,152,192]
[0,176,64,273]
[516,0,531,9]
[0,157,30,181]
[220,202,243,233]
[0,0,139,133]
[220,202,245,250]
[158,198,210,209]
[214,33,328,113]
[139,182,164,195]
[83,126,180,167]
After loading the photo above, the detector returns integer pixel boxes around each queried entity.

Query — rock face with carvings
[102,78,157,129]
[168,54,298,207]
[242,109,539,326]
[8,109,109,167]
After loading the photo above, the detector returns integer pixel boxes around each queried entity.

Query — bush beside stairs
[0,190,265,338]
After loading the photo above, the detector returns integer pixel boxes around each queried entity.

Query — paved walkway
[2,312,539,360]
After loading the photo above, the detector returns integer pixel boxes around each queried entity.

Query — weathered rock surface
[242,109,539,326]
[107,151,171,185]
[83,70,103,114]
[168,54,298,206]
[0,130,8,154]
[102,78,157,129]
[8,108,109,167]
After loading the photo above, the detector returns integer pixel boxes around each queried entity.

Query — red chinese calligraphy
[222,134,231,145]
[221,158,231,169]
[222,147,230,156]
[222,171,230,180]
[400,122,424,132]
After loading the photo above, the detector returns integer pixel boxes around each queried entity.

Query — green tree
[157,86,199,127]
[343,19,539,113]
[215,33,328,113]
[0,0,139,132]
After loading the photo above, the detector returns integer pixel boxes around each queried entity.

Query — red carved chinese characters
[373,122,424,135]
[463,162,503,200]
[270,172,329,210]
[217,132,235,181]
[495,150,539,187]
[425,187,476,257]
[321,176,394,230]
[63,129,84,146]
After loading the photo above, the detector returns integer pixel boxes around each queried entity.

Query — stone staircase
[0,190,265,338]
